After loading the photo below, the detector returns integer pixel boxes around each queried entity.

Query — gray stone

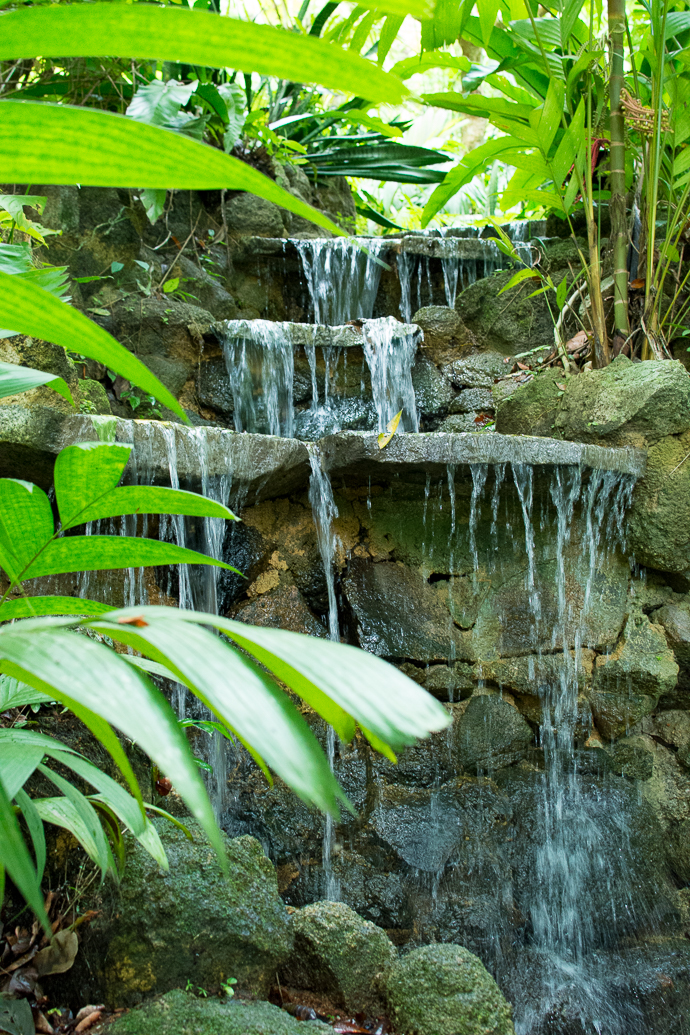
[554,356,690,447]
[280,900,395,1013]
[656,599,690,667]
[643,710,690,766]
[494,368,565,437]
[411,355,457,417]
[628,430,690,574]
[197,355,235,417]
[590,614,679,739]
[437,413,490,433]
[77,377,111,415]
[107,297,214,362]
[412,305,470,350]
[449,387,495,414]
[385,943,514,1035]
[343,559,462,662]
[224,193,287,238]
[63,821,293,1007]
[669,819,690,883]
[455,265,563,356]
[106,990,331,1035]
[443,351,508,389]
[454,694,533,772]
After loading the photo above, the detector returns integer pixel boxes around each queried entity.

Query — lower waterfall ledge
[0,411,646,493]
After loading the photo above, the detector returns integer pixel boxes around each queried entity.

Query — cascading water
[295,238,386,324]
[361,316,419,433]
[220,320,295,437]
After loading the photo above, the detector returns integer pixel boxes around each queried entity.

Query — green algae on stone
[106,989,332,1035]
[494,368,564,438]
[280,900,396,1013]
[65,821,292,1008]
[627,429,690,574]
[385,943,514,1035]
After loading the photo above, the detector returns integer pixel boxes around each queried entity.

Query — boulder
[438,413,489,433]
[642,710,690,766]
[280,900,396,1013]
[105,989,331,1035]
[553,356,690,447]
[590,614,679,739]
[454,694,533,772]
[627,430,690,574]
[225,192,287,238]
[443,351,507,389]
[77,377,112,415]
[494,369,564,436]
[656,599,690,667]
[412,305,471,356]
[411,355,457,418]
[449,387,495,414]
[384,943,514,1035]
[669,819,690,883]
[62,821,293,1007]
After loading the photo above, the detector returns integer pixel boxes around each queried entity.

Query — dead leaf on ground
[565,330,589,352]
[33,931,78,978]
[0,995,33,1035]
[75,1005,104,1024]
[74,1010,102,1033]
[33,1011,54,1034]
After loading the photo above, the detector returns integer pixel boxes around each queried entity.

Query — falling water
[361,316,419,433]
[219,320,295,437]
[295,238,386,324]
[307,444,342,899]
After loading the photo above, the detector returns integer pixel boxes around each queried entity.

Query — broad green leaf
[0,621,225,869]
[14,788,46,884]
[423,92,535,123]
[422,135,524,224]
[0,742,45,799]
[498,266,541,294]
[64,702,145,812]
[420,0,463,50]
[140,188,167,225]
[390,50,470,79]
[21,535,240,581]
[99,606,451,750]
[556,274,569,310]
[55,441,132,528]
[0,596,114,621]
[0,985,35,1035]
[666,12,690,38]
[127,79,204,137]
[673,147,690,178]
[378,15,405,65]
[560,0,585,49]
[0,479,54,582]
[0,359,73,404]
[535,79,564,155]
[0,5,406,104]
[0,271,188,422]
[89,615,350,817]
[0,103,345,237]
[0,773,49,933]
[33,775,114,878]
[123,814,168,870]
[479,0,501,46]
[0,673,54,709]
[551,98,585,186]
[367,0,434,15]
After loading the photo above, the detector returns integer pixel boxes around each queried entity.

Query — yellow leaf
[378,408,402,449]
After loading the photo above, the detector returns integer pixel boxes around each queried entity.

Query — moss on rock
[384,943,514,1035]
[106,989,331,1035]
[280,900,396,1013]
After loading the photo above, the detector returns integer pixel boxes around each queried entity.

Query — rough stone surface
[453,694,533,772]
[553,356,690,447]
[105,990,331,1035]
[627,429,690,574]
[280,901,396,1012]
[443,351,508,389]
[63,821,293,1007]
[656,599,690,667]
[385,944,514,1035]
[590,614,679,739]
[494,369,564,436]
[225,193,288,238]
[412,305,471,352]
[411,355,457,418]
[450,387,495,414]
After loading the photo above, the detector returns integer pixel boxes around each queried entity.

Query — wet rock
[454,694,533,772]
[411,355,457,418]
[609,735,656,780]
[590,614,679,739]
[280,900,396,1013]
[494,369,564,437]
[63,821,292,1007]
[293,397,377,440]
[628,430,690,574]
[656,599,690,667]
[77,377,112,415]
[412,305,471,357]
[175,253,238,320]
[400,661,475,700]
[343,559,462,662]
[554,356,690,447]
[437,413,490,433]
[197,355,234,417]
[1,335,79,394]
[231,580,327,638]
[669,819,690,883]
[456,264,562,356]
[385,943,514,1035]
[443,350,507,389]
[477,651,595,729]
[105,989,331,1035]
[449,387,494,414]
[225,193,287,238]
[643,710,690,766]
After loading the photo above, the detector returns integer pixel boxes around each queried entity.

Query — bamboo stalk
[609,0,630,337]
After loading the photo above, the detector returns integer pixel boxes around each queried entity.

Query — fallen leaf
[33,930,78,977]
[33,1011,54,1035]
[75,1006,105,1024]
[377,409,403,450]
[116,615,149,628]
[556,382,566,391]
[155,777,172,796]
[630,277,646,290]
[565,330,588,352]
[75,1011,103,1033]
[516,361,530,370]
[0,996,33,1035]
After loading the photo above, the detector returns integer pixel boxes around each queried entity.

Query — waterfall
[308,444,342,900]
[295,238,386,324]
[361,316,419,433]
[219,320,294,437]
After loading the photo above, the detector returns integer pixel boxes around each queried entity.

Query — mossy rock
[628,429,690,574]
[77,377,111,415]
[494,369,564,436]
[61,821,292,1008]
[385,944,514,1035]
[280,900,396,1013]
[106,989,331,1035]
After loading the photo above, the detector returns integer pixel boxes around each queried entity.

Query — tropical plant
[418,0,690,366]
